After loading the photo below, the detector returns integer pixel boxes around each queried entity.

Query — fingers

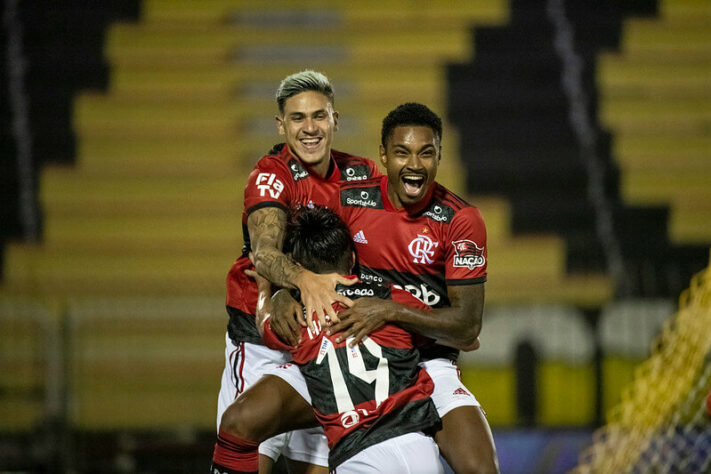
[324,302,340,324]
[304,305,317,333]
[332,294,354,308]
[348,326,371,347]
[296,307,307,327]
[327,316,354,336]
[273,318,298,346]
[244,269,257,279]
[337,275,357,286]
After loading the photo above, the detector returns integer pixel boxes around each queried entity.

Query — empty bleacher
[2,0,709,470]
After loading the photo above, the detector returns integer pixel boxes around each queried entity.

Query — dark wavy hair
[381,102,442,147]
[283,205,354,274]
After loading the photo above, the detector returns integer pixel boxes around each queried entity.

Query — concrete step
[622,17,711,47]
[41,169,242,211]
[621,171,711,205]
[614,135,711,173]
[41,215,242,254]
[486,273,612,308]
[599,60,711,88]
[107,64,446,102]
[669,203,711,244]
[106,24,474,65]
[602,97,711,120]
[140,0,506,26]
[75,136,245,178]
[1,244,230,298]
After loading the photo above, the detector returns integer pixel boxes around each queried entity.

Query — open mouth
[299,137,322,151]
[401,175,425,197]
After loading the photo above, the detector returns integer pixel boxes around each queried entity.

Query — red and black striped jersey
[226,144,380,344]
[328,175,487,360]
[262,280,440,469]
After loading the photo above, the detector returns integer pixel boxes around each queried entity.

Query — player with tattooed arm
[211,70,380,474]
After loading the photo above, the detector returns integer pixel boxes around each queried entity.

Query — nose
[405,153,423,170]
[303,117,317,134]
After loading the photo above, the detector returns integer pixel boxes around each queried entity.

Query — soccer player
[214,103,500,474]
[212,70,381,474]
[327,102,499,473]
[250,205,443,473]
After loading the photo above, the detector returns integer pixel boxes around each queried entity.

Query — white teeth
[300,138,320,144]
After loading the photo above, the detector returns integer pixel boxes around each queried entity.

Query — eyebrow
[392,143,435,151]
[288,109,328,118]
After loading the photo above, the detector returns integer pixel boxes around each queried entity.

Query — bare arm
[248,207,355,329]
[247,206,300,290]
[329,283,484,351]
[244,268,274,338]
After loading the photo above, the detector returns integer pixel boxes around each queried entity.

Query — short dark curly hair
[381,102,442,147]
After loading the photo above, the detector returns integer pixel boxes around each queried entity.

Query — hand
[244,268,270,294]
[327,297,394,347]
[295,270,356,332]
[270,289,303,346]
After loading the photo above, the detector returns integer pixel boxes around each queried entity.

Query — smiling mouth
[402,175,425,196]
[299,137,322,151]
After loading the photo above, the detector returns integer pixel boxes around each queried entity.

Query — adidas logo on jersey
[453,388,470,396]
[353,230,368,244]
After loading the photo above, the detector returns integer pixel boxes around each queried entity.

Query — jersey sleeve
[445,206,487,285]
[243,157,294,216]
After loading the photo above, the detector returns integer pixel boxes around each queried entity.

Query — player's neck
[310,156,332,178]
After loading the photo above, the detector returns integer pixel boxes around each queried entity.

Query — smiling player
[327,103,499,474]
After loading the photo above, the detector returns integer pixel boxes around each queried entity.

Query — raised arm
[329,283,484,351]
[248,206,354,329]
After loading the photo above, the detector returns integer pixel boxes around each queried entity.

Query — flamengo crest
[451,240,485,269]
[409,234,439,264]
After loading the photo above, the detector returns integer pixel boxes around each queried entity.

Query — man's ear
[333,110,339,131]
[379,144,387,167]
[276,115,285,135]
[349,250,357,272]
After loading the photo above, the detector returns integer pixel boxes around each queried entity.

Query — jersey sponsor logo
[336,281,390,300]
[287,159,309,181]
[452,240,485,270]
[338,286,375,298]
[393,283,441,307]
[341,186,383,209]
[423,202,455,223]
[453,387,471,396]
[359,273,384,284]
[408,234,439,265]
[341,164,370,181]
[353,230,368,244]
[360,267,446,307]
[255,172,284,199]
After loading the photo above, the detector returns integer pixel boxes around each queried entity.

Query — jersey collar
[380,175,436,215]
[283,144,339,182]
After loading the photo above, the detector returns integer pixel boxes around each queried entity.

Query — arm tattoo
[248,207,302,289]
